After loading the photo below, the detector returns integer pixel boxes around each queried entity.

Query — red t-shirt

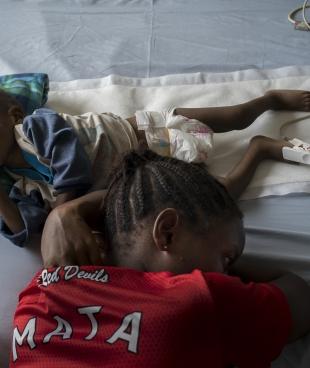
[10,266,291,368]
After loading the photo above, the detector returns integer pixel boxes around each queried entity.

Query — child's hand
[41,203,105,267]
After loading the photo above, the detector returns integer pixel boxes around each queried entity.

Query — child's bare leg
[219,136,294,199]
[175,90,310,133]
[126,116,147,147]
[126,90,310,141]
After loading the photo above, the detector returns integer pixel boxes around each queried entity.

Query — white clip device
[282,138,310,165]
[288,1,310,31]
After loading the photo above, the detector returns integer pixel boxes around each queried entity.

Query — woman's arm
[41,190,107,267]
[53,190,86,208]
[231,256,310,342]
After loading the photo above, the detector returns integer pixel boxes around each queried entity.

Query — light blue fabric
[0,73,49,114]
[9,150,53,184]
[0,1,309,80]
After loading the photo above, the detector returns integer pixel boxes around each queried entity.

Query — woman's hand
[41,191,107,267]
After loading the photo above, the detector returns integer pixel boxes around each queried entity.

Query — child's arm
[0,187,24,233]
[41,190,106,267]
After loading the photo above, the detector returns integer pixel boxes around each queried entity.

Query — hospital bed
[1,1,310,367]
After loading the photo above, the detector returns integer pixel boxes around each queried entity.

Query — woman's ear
[152,208,179,252]
[92,231,110,264]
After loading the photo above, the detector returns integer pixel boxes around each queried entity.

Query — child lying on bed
[12,150,310,367]
[0,88,309,246]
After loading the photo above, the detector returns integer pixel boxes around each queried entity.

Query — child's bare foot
[249,135,294,161]
[265,90,310,111]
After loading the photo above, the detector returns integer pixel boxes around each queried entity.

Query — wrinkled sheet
[0,0,309,80]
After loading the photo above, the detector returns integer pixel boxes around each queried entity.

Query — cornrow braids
[103,149,242,244]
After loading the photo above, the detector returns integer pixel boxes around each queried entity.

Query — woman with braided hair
[11,149,310,367]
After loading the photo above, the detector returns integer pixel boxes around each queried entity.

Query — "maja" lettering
[12,306,142,362]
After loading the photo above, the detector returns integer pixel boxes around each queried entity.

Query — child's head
[0,88,24,114]
[0,89,25,127]
[0,89,24,124]
[102,149,245,274]
[0,90,25,165]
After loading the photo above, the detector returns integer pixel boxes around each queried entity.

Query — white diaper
[135,108,214,163]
